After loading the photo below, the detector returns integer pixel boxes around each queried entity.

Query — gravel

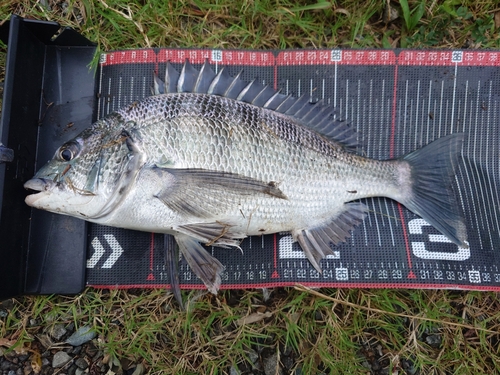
[0,297,420,375]
[0,323,114,375]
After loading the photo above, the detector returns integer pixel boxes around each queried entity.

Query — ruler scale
[87,49,500,291]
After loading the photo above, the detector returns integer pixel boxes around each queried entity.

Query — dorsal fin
[153,60,358,149]
[178,60,198,92]
[194,61,216,93]
[221,70,248,99]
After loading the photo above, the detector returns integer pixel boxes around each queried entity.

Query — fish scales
[114,93,395,230]
[24,61,468,297]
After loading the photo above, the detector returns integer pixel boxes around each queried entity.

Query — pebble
[68,364,77,375]
[383,1,399,23]
[29,319,39,327]
[401,358,418,375]
[66,326,96,346]
[281,355,294,371]
[229,366,241,375]
[52,351,72,368]
[247,349,259,369]
[8,356,18,364]
[263,352,283,375]
[75,358,88,370]
[1,360,12,371]
[50,324,68,340]
[425,334,442,348]
[280,344,292,357]
[0,300,14,310]
[72,346,83,355]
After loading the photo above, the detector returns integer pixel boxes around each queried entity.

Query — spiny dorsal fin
[178,61,198,92]
[194,62,216,93]
[153,60,358,149]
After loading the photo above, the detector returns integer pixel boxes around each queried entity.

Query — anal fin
[293,202,367,273]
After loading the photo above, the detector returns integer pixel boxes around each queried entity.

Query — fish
[24,60,468,294]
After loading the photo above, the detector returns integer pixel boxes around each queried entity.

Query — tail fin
[399,133,468,247]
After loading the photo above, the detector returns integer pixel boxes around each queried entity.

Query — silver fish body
[24,62,468,293]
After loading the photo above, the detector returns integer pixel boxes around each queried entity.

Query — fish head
[24,116,146,220]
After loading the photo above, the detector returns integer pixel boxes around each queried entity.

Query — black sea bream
[24,61,468,293]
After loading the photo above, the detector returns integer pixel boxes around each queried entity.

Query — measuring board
[85,49,500,291]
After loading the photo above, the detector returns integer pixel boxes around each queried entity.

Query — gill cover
[93,127,147,219]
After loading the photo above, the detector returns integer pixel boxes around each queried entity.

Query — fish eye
[59,141,80,162]
[60,149,73,161]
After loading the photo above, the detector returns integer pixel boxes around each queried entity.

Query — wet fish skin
[24,62,467,293]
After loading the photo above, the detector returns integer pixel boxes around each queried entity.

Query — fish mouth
[24,178,57,206]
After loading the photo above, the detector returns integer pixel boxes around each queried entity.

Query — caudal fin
[399,133,468,247]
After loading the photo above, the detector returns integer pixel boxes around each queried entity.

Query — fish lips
[24,178,58,207]
[24,177,100,217]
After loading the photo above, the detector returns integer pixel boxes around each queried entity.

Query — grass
[2,287,500,374]
[1,0,500,374]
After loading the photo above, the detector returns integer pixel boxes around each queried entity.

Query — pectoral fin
[151,167,287,219]
[292,202,367,272]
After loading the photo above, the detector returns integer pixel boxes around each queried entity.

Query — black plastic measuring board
[85,49,500,291]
